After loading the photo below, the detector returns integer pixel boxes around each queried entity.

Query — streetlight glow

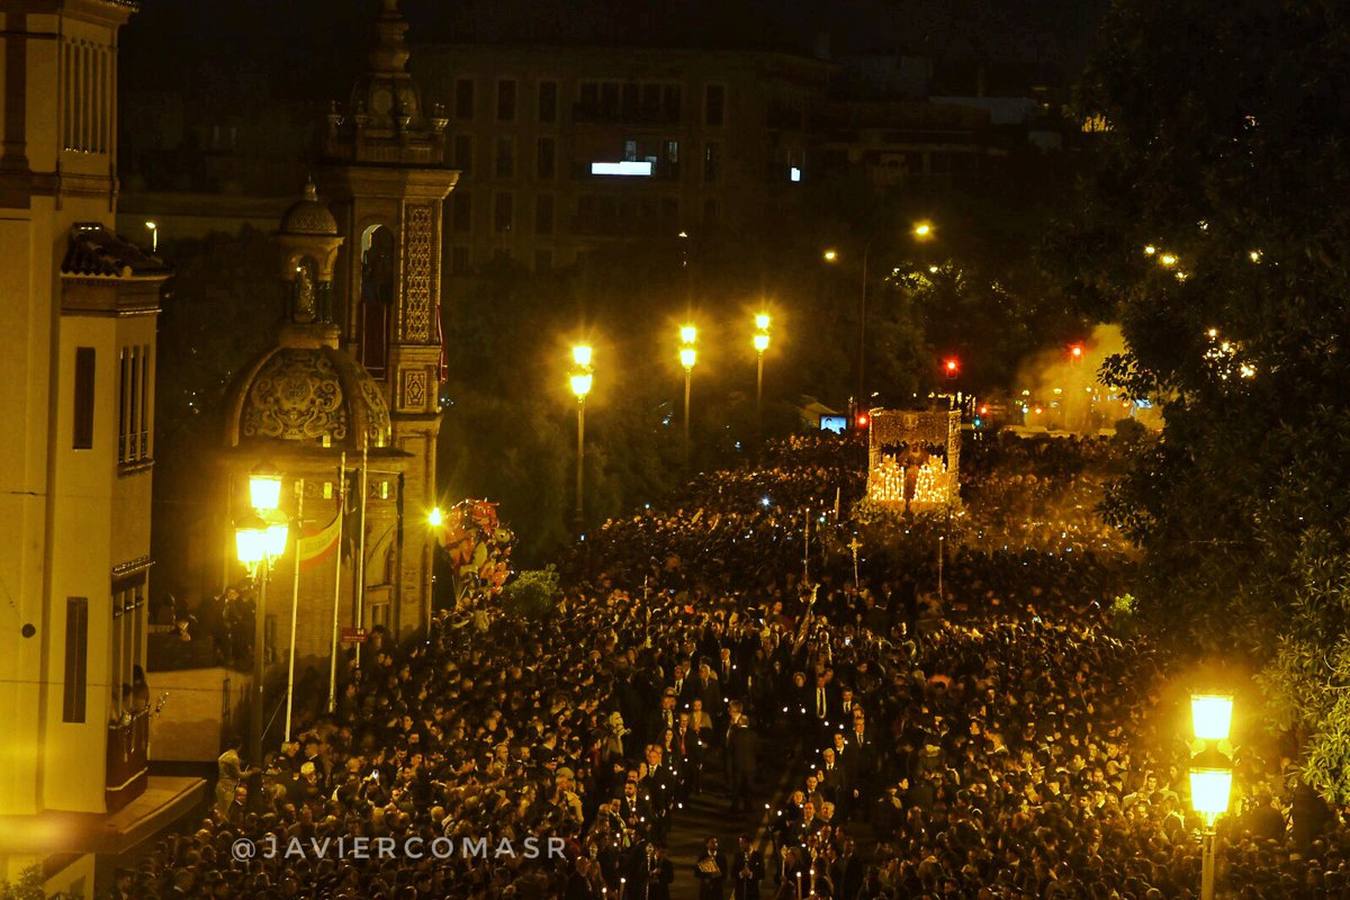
[1159,253,1178,267]
[1191,693,1234,742]
[754,312,771,331]
[913,221,933,239]
[680,346,697,370]
[264,519,290,558]
[1070,344,1084,359]
[235,521,267,566]
[572,344,594,368]
[822,248,839,262]
[1143,244,1157,256]
[249,466,283,511]
[753,332,770,353]
[570,372,593,399]
[680,324,698,345]
[428,507,444,528]
[1189,767,1233,825]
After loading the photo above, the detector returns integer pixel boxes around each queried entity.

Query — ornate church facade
[219,0,455,667]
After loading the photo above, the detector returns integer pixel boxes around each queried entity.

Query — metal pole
[327,453,345,713]
[1200,830,1216,900]
[250,559,268,767]
[858,241,870,415]
[284,483,303,742]
[803,509,810,583]
[756,352,764,430]
[683,367,692,464]
[937,534,944,599]
[355,445,368,668]
[574,399,586,528]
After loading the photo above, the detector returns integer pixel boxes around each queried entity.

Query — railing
[106,710,150,813]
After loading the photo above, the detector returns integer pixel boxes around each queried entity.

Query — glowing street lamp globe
[1191,693,1234,742]
[571,344,594,369]
[822,248,839,263]
[428,506,444,528]
[680,346,697,370]
[570,372,593,399]
[263,519,290,558]
[235,521,268,567]
[753,332,770,353]
[754,312,771,331]
[679,324,698,345]
[1189,766,1232,825]
[249,465,283,511]
[912,221,933,239]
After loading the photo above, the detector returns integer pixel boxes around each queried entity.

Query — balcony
[106,711,150,813]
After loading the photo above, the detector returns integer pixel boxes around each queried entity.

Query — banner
[298,510,342,570]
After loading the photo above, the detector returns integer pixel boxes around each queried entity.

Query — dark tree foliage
[1068,0,1350,791]
[152,228,282,597]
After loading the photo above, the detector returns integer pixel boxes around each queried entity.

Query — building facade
[413,45,828,273]
[0,0,200,893]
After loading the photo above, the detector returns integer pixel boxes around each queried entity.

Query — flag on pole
[298,510,343,570]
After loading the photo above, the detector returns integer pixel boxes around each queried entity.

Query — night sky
[120,0,1107,109]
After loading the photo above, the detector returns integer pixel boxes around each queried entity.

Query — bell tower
[317,0,456,627]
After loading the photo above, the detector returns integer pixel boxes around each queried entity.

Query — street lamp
[1188,692,1235,900]
[145,220,158,253]
[912,220,933,240]
[249,463,284,511]
[569,346,593,529]
[753,315,771,430]
[678,327,697,462]
[236,509,288,768]
[1191,693,1234,742]
[427,506,444,528]
[822,248,838,262]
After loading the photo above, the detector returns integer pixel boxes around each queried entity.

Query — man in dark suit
[695,836,727,900]
[730,834,764,900]
[645,844,676,900]
[809,672,836,736]
[725,702,758,815]
[650,690,680,743]
[832,837,864,900]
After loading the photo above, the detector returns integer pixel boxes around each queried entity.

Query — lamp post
[679,325,697,463]
[1188,692,1235,900]
[825,220,933,419]
[236,497,288,768]
[753,314,770,431]
[570,345,593,530]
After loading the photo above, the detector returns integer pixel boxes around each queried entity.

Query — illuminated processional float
[865,406,962,513]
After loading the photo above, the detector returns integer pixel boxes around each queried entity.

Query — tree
[1071,0,1350,793]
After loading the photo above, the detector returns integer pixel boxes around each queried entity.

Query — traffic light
[1069,343,1084,362]
[855,412,870,429]
[944,357,960,379]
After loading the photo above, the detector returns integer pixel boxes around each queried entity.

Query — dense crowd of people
[97,431,1350,899]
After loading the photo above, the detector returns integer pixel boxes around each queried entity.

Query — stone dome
[225,328,391,452]
[281,181,339,236]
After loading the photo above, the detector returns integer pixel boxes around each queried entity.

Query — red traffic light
[1070,343,1084,359]
[943,357,959,378]
[855,412,870,429]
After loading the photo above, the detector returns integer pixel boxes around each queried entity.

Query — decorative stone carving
[240,349,349,443]
[402,203,434,341]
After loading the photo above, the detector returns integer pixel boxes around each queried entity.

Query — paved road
[662,727,801,900]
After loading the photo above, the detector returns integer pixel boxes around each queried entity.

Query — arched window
[360,225,395,376]
[292,256,319,323]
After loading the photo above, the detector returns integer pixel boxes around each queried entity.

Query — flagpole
[284,479,303,742]
[355,444,368,668]
[328,452,346,714]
